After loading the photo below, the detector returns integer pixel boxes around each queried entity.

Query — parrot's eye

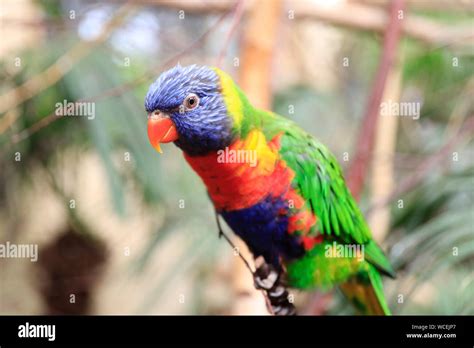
[183,93,199,110]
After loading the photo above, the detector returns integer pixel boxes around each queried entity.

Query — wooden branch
[216,0,245,67]
[150,0,242,13]
[139,0,474,47]
[346,0,405,200]
[354,0,474,13]
[295,1,473,47]
[0,2,137,115]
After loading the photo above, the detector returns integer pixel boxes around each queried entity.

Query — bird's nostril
[149,110,162,120]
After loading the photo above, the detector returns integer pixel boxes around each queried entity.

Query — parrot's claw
[252,257,297,316]
[254,269,279,290]
[273,304,297,316]
[268,285,286,299]
[253,257,279,290]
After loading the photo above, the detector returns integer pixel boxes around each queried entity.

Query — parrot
[145,64,395,315]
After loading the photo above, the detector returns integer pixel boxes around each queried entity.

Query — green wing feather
[260,113,395,278]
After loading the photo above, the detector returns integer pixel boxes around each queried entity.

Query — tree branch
[346,0,406,200]
[216,0,245,67]
[0,2,137,115]
[138,0,474,47]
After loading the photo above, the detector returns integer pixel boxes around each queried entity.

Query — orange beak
[147,111,179,153]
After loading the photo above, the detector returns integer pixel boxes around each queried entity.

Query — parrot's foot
[253,259,279,290]
[253,257,296,316]
[269,286,296,316]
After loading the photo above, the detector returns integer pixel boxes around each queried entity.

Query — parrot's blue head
[145,64,236,156]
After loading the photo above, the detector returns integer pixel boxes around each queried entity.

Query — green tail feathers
[339,266,391,315]
[364,241,396,279]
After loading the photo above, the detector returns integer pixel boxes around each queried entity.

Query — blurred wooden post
[368,65,402,243]
[238,0,282,109]
[231,0,282,315]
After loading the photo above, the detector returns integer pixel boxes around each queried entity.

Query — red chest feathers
[184,131,293,211]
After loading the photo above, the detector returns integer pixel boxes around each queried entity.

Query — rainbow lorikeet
[145,65,395,315]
